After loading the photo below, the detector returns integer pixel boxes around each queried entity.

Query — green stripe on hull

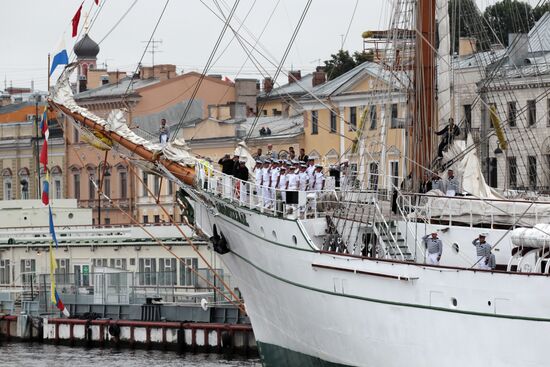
[258,342,354,367]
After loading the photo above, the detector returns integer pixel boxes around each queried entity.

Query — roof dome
[74,34,99,59]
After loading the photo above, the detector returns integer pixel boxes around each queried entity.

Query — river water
[0,342,261,367]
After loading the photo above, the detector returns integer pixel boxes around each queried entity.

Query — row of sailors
[254,158,325,193]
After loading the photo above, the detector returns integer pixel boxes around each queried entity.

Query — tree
[323,50,374,81]
[532,3,550,22]
[483,0,534,46]
[448,0,488,52]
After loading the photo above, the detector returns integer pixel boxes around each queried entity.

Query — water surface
[0,342,261,367]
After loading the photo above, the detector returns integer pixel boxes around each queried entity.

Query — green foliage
[448,0,550,51]
[483,0,534,46]
[323,50,374,81]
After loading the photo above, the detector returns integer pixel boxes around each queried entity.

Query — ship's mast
[411,0,436,184]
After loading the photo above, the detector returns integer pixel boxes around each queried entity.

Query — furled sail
[436,0,452,129]
[48,64,196,185]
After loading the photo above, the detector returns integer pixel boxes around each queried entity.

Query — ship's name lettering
[216,203,249,226]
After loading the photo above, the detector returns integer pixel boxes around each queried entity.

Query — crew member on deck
[261,159,271,208]
[306,158,316,190]
[159,118,169,144]
[472,233,492,270]
[446,169,460,196]
[422,231,443,265]
[269,160,281,208]
[298,164,309,191]
[431,174,443,192]
[254,159,263,205]
[313,165,325,191]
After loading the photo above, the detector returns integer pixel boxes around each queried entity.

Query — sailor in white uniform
[286,165,299,213]
[254,159,263,206]
[422,232,443,265]
[306,158,316,190]
[298,164,309,191]
[445,169,460,196]
[472,233,492,270]
[278,166,288,202]
[261,159,271,208]
[313,164,325,191]
[269,160,281,209]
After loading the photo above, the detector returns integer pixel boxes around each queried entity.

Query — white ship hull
[194,197,550,367]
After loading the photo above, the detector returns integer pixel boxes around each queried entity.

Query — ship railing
[396,192,550,229]
[196,162,347,219]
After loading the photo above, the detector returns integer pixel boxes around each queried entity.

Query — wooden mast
[411,0,436,185]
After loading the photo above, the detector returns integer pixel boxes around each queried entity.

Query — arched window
[2,168,12,200]
[308,150,320,160]
[51,166,63,199]
[18,168,30,200]
[325,148,339,161]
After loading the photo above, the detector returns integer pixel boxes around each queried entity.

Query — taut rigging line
[244,0,313,142]
[171,0,241,140]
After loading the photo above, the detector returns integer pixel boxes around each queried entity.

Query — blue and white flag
[50,38,69,76]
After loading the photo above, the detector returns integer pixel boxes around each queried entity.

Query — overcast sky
[0,0,543,91]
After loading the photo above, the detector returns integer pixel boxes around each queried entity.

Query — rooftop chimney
[288,70,301,84]
[508,33,529,67]
[312,70,326,87]
[263,77,273,93]
[459,37,477,56]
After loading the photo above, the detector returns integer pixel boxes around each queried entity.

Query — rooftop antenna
[141,39,163,78]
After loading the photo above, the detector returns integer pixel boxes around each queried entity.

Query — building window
[330,111,337,133]
[311,111,318,135]
[154,175,160,196]
[104,218,110,225]
[167,181,173,196]
[179,258,198,287]
[110,258,127,270]
[154,215,160,223]
[463,104,472,131]
[272,109,282,116]
[142,172,149,197]
[508,157,517,189]
[349,107,357,131]
[138,258,157,286]
[19,168,29,200]
[159,258,177,285]
[119,171,127,199]
[390,161,399,189]
[20,259,36,284]
[103,175,111,197]
[369,106,377,130]
[528,100,536,126]
[368,162,379,190]
[528,155,537,189]
[54,178,62,199]
[73,172,80,200]
[390,104,403,128]
[73,125,79,143]
[143,215,149,224]
[89,175,96,200]
[2,169,12,200]
[55,259,70,284]
[507,101,517,127]
[0,260,10,284]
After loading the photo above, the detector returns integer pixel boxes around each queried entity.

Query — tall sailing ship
[47,0,550,365]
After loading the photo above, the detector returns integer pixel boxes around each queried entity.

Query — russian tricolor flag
[50,39,69,76]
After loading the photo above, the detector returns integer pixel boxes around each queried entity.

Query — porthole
[452,243,459,253]
[292,235,297,245]
[451,298,458,308]
[488,301,492,306]
[260,226,265,237]
[272,230,277,240]
[23,216,28,220]
[68,213,74,219]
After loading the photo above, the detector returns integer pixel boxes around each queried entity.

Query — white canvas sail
[436,0,452,129]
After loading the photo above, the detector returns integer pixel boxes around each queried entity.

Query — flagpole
[47,53,51,92]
